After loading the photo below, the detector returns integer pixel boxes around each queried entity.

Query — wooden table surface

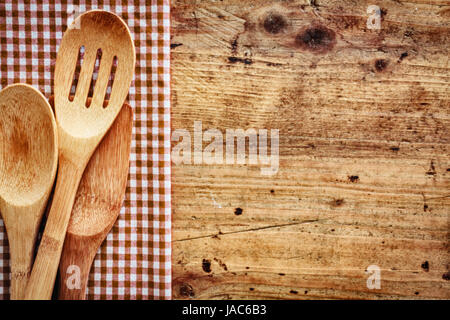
[170,0,449,299]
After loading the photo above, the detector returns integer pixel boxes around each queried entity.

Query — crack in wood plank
[174,219,324,242]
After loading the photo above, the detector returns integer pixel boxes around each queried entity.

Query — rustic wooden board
[170,0,449,299]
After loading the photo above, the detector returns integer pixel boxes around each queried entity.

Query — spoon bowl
[0,83,58,299]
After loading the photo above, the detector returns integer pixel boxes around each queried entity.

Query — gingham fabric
[0,1,171,299]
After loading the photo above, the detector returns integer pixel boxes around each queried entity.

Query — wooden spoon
[57,102,132,300]
[25,10,135,300]
[0,84,58,299]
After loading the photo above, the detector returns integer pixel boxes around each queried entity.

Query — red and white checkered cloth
[0,0,171,299]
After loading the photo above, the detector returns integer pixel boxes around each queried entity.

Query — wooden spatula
[25,10,135,299]
[56,102,133,300]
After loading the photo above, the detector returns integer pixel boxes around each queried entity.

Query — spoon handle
[57,234,99,300]
[24,158,84,300]
[4,209,40,299]
[8,229,35,299]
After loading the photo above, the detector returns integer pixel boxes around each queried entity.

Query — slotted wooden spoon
[0,84,58,299]
[57,102,132,300]
[25,10,135,300]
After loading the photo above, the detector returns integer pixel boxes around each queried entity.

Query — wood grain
[171,0,449,299]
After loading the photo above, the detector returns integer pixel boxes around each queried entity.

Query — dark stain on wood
[331,198,345,207]
[295,25,336,53]
[262,12,287,34]
[375,59,389,72]
[170,43,183,49]
[380,8,388,21]
[214,257,228,271]
[228,56,253,65]
[421,261,429,272]
[202,259,212,273]
[266,62,283,67]
[231,36,238,54]
[179,283,195,297]
[398,52,408,62]
[308,0,318,9]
